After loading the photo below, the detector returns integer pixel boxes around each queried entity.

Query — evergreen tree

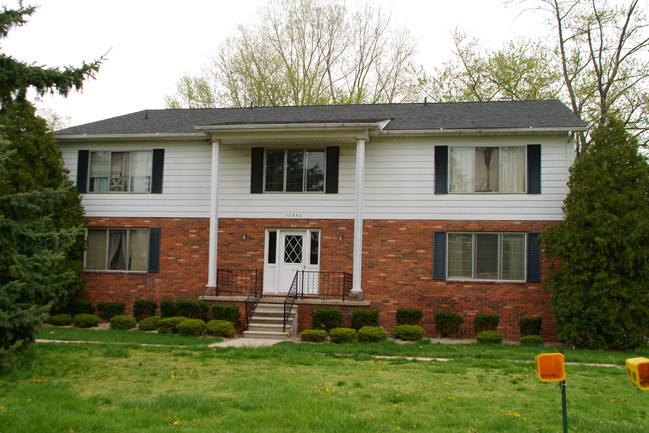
[0,4,101,364]
[541,117,649,349]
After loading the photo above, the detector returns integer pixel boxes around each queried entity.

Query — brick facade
[81,217,557,341]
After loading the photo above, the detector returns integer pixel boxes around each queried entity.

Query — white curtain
[86,230,108,269]
[89,151,110,192]
[129,229,149,271]
[500,234,525,280]
[130,151,151,192]
[447,233,473,279]
[449,148,473,192]
[500,147,526,192]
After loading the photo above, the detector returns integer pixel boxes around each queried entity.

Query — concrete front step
[244,301,297,339]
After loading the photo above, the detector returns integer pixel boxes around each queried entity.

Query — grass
[1,335,648,433]
[36,326,219,346]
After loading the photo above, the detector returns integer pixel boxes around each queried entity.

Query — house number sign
[286,213,303,218]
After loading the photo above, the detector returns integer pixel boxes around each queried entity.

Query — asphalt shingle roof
[54,100,586,136]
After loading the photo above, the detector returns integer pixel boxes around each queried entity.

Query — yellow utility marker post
[535,352,568,433]
[625,357,649,391]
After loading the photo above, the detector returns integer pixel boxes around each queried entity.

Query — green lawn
[1,334,647,433]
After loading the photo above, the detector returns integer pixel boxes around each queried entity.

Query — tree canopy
[0,3,100,365]
[166,0,420,108]
[420,0,649,154]
[540,117,649,349]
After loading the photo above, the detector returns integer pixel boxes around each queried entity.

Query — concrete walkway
[208,337,290,348]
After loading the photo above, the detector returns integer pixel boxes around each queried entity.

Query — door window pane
[310,231,320,265]
[267,231,277,264]
[447,233,472,278]
[284,235,303,264]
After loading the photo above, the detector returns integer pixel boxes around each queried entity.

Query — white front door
[264,229,320,294]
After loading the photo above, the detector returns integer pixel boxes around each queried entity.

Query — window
[447,233,526,281]
[88,151,152,192]
[252,147,338,193]
[86,228,157,272]
[447,146,526,193]
[264,149,325,192]
[77,149,164,194]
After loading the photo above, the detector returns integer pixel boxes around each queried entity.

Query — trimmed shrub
[300,329,327,342]
[473,314,500,333]
[158,316,187,334]
[177,319,206,337]
[138,316,162,331]
[329,327,357,343]
[396,309,423,325]
[133,299,158,321]
[350,309,379,330]
[73,313,100,328]
[160,300,178,318]
[434,311,464,337]
[357,326,388,343]
[311,308,343,333]
[476,330,503,344]
[519,317,543,336]
[393,324,425,341]
[211,304,241,328]
[110,315,137,330]
[176,300,209,321]
[68,298,94,315]
[206,320,235,338]
[96,302,126,321]
[519,335,544,346]
[47,314,72,326]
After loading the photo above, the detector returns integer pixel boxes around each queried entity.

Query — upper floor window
[449,146,526,193]
[76,149,164,194]
[264,149,325,192]
[252,147,338,194]
[89,150,152,192]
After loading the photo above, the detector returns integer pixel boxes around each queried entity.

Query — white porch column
[351,138,365,299]
[207,139,220,288]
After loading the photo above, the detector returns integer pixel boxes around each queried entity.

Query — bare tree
[165,0,420,108]
[528,0,649,154]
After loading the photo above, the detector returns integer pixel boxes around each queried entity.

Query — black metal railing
[215,268,262,296]
[283,272,300,332]
[244,270,263,328]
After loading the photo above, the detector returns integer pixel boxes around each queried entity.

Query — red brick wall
[81,216,557,341]
[362,220,557,341]
[82,217,210,313]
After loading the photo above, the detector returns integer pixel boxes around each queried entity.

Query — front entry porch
[201,268,369,339]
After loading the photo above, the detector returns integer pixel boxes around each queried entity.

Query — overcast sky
[3,0,548,127]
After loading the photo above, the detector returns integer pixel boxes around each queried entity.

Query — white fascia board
[380,126,588,137]
[54,133,210,142]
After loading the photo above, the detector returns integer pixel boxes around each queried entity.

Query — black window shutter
[527,144,541,194]
[433,231,447,280]
[527,232,541,282]
[434,146,448,194]
[77,150,89,193]
[250,147,264,193]
[148,227,161,273]
[151,149,165,193]
[325,146,339,193]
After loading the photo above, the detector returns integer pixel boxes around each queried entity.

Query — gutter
[54,132,209,142]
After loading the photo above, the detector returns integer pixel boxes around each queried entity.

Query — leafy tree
[166,0,420,108]
[0,3,101,365]
[540,117,649,349]
[421,0,649,153]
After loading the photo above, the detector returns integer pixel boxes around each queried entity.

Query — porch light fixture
[243,233,247,240]
[338,234,343,241]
